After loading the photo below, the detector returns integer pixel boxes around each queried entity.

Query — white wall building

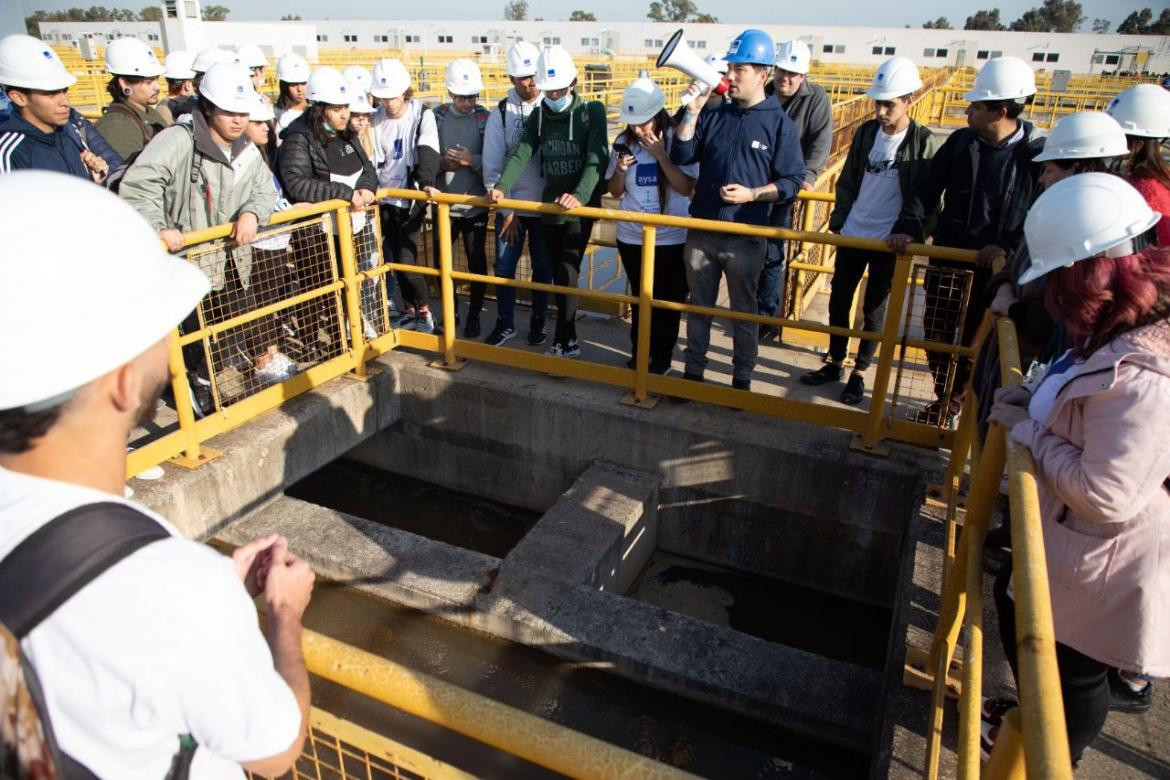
[37,18,1170,75]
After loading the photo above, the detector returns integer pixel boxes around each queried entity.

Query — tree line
[922,2,1170,34]
[504,1,717,23]
[26,5,232,35]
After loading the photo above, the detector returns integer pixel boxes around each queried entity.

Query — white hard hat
[1034,111,1128,162]
[164,50,196,80]
[445,59,484,96]
[704,54,728,74]
[0,171,210,411]
[963,56,1036,103]
[867,56,922,101]
[342,65,372,93]
[774,39,811,75]
[276,52,310,83]
[506,40,540,78]
[619,77,665,125]
[199,63,260,113]
[105,37,164,78]
[1019,173,1159,285]
[306,66,350,105]
[191,47,235,74]
[235,43,267,69]
[370,58,411,99]
[0,34,77,91]
[249,96,274,122]
[535,45,577,92]
[349,91,375,114]
[1106,83,1170,139]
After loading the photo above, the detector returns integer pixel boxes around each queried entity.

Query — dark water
[287,459,541,558]
[303,583,870,779]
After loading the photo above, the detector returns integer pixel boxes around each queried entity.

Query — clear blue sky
[12,0,1162,30]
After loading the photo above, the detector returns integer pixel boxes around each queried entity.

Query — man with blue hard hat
[670,28,804,391]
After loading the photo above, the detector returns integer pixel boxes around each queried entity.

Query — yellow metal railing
[910,314,1073,779]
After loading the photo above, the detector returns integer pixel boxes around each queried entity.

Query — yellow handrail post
[164,327,222,469]
[334,204,368,378]
[431,201,466,370]
[854,253,912,454]
[984,707,1026,779]
[621,225,659,409]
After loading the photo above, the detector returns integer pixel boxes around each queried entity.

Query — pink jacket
[1010,320,1170,676]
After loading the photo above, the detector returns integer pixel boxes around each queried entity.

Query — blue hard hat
[724,29,775,67]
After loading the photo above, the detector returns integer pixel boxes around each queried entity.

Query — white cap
[249,96,274,122]
[1034,111,1129,162]
[774,39,811,75]
[276,52,310,83]
[105,37,164,78]
[349,92,375,114]
[964,56,1036,103]
[306,66,350,105]
[191,47,235,74]
[235,43,267,69]
[199,63,260,113]
[0,34,77,91]
[535,45,577,92]
[164,50,197,80]
[370,58,411,99]
[506,40,540,78]
[704,54,728,74]
[1106,83,1170,139]
[342,65,372,93]
[1019,173,1159,285]
[619,77,665,125]
[0,171,210,410]
[445,59,484,96]
[867,56,922,101]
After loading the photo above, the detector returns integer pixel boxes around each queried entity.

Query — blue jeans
[494,213,552,329]
[756,239,788,318]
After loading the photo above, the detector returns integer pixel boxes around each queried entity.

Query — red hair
[1045,247,1170,357]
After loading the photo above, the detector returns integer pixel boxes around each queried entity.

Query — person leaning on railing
[605,77,697,375]
[985,173,1170,765]
[801,57,937,406]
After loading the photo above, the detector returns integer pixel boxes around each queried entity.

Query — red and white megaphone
[657,29,729,105]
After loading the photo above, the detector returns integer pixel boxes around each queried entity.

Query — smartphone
[613,142,632,157]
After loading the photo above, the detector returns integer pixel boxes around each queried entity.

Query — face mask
[543,94,571,113]
[322,121,338,136]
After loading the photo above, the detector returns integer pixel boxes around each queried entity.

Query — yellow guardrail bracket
[169,445,223,469]
[903,645,963,699]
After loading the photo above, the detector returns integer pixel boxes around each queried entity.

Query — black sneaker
[759,323,782,342]
[1109,669,1153,713]
[732,377,751,391]
[840,373,865,405]
[463,314,482,339]
[916,399,960,427]
[801,364,843,386]
[528,316,548,346]
[484,322,516,346]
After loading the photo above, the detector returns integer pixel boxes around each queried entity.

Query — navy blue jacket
[670,96,804,226]
[0,108,122,178]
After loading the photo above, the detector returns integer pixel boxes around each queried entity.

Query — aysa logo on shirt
[393,138,404,159]
[635,162,658,188]
[750,140,769,152]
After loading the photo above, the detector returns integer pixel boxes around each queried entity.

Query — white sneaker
[127,447,165,480]
[545,340,581,358]
[413,311,436,334]
[254,352,299,384]
[362,315,378,341]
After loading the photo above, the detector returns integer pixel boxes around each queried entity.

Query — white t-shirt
[841,126,908,239]
[273,106,304,143]
[372,100,439,209]
[0,467,301,779]
[604,131,698,246]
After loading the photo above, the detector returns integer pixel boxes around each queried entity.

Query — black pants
[450,212,489,319]
[380,204,430,308]
[617,240,687,372]
[924,263,991,402]
[994,562,1110,763]
[544,219,595,345]
[827,246,896,370]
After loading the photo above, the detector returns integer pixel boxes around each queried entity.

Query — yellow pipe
[301,630,698,780]
[435,203,459,366]
[860,254,912,450]
[333,204,369,378]
[166,328,202,463]
[633,226,657,403]
[985,708,1027,779]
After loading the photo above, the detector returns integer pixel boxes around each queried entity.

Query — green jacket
[495,93,608,224]
[829,118,938,234]
[93,101,170,160]
[119,111,276,290]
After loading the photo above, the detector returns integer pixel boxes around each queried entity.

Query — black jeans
[924,263,991,402]
[449,212,489,319]
[617,240,688,372]
[379,204,430,308]
[827,246,896,370]
[544,219,595,345]
[994,562,1110,763]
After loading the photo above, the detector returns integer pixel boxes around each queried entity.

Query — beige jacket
[1011,320,1170,675]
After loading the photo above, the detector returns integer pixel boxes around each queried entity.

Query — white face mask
[543,94,571,113]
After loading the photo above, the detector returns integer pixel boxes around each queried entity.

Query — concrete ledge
[136,368,400,541]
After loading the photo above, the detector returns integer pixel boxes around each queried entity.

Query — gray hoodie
[482,87,544,214]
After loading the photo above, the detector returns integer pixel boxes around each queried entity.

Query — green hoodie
[495,93,608,224]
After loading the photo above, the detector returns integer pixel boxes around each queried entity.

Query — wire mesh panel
[887,262,976,429]
[352,205,395,339]
[183,214,348,414]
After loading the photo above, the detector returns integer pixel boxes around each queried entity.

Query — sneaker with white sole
[413,311,436,334]
[254,352,299,384]
[362,315,379,341]
[545,340,581,358]
[485,322,516,346]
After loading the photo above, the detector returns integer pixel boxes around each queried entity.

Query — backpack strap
[497,96,508,127]
[107,101,153,143]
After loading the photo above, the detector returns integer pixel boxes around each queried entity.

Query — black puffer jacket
[277,114,377,203]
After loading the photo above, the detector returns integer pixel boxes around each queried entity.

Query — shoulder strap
[474,105,490,139]
[107,101,152,142]
[432,103,448,136]
[0,502,170,639]
[497,96,508,126]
